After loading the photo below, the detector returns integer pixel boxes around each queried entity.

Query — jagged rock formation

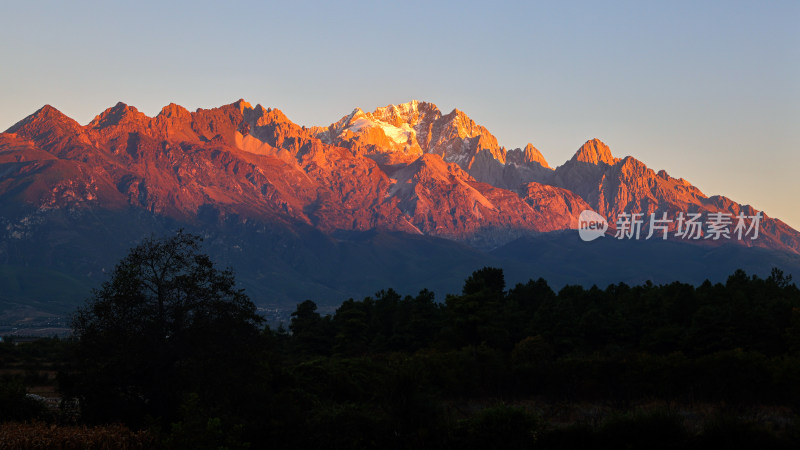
[3,101,798,253]
[2,99,800,320]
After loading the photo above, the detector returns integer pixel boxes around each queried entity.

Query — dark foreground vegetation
[3,232,800,448]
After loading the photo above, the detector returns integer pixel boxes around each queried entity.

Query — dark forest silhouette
[3,233,800,448]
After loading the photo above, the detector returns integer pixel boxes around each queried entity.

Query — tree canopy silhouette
[70,231,264,424]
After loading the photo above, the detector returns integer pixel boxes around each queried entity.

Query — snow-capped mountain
[3,99,798,250]
[312,100,552,189]
[1,99,799,318]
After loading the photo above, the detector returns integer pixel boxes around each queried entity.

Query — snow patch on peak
[345,115,415,145]
[369,100,441,127]
[376,100,418,113]
[345,117,372,133]
[390,100,420,115]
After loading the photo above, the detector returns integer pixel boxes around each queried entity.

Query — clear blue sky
[2,1,798,227]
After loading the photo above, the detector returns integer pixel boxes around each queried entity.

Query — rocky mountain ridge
[3,99,798,254]
[2,98,800,321]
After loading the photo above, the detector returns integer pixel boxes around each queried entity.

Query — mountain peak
[507,144,550,168]
[1,99,799,257]
[89,102,149,129]
[157,103,191,119]
[233,98,253,112]
[8,104,67,125]
[32,104,64,119]
[521,143,550,168]
[381,99,420,113]
[369,100,441,127]
[246,104,292,127]
[571,138,617,165]
[5,104,83,136]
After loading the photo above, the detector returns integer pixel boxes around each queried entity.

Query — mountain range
[2,99,799,323]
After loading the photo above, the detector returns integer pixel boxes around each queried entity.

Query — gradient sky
[2,1,798,227]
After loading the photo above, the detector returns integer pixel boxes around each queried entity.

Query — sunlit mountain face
[2,99,799,321]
